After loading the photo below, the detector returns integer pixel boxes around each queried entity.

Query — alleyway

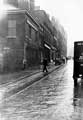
[0,60,83,120]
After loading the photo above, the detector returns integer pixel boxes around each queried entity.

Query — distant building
[34,10,57,62]
[51,16,67,58]
[29,0,35,10]
[4,0,18,7]
[35,6,40,10]
[4,0,35,11]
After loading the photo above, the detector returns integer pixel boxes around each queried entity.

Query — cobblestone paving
[0,60,83,120]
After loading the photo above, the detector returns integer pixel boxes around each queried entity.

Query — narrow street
[0,60,83,120]
[0,0,83,120]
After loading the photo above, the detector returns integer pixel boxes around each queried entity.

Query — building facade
[0,9,25,72]
[0,8,43,72]
[0,1,67,72]
[34,10,57,62]
[4,0,35,11]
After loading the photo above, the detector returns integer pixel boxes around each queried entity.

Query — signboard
[74,41,83,62]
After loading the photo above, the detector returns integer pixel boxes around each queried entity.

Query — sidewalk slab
[4,65,62,99]
[0,64,61,86]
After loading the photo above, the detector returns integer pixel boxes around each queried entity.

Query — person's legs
[43,65,45,72]
[45,66,48,72]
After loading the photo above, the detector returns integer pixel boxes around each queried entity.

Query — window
[8,20,16,38]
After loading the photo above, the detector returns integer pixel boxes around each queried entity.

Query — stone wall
[0,11,25,72]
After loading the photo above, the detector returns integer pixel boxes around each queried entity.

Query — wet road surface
[0,60,83,119]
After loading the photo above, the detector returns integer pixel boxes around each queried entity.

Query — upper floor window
[8,20,16,38]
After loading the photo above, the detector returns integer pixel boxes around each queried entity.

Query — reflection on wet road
[0,60,83,119]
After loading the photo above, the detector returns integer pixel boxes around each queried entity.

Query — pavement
[0,61,72,120]
[0,62,63,86]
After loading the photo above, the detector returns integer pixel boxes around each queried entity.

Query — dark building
[51,17,67,59]
[34,10,57,62]
[4,0,35,11]
[1,1,67,72]
[24,10,42,67]
[0,8,42,72]
[0,9,25,72]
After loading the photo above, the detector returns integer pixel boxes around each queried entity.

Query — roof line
[7,9,40,28]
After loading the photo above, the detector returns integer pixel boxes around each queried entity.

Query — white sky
[35,0,83,56]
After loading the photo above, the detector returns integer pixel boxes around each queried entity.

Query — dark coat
[43,59,48,66]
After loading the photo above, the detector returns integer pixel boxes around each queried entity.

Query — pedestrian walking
[43,58,48,72]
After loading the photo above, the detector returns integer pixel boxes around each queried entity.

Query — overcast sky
[35,0,83,56]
